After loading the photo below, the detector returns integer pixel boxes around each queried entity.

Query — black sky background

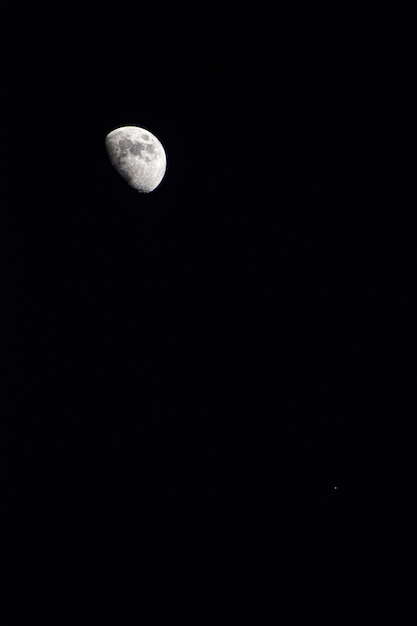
[0,9,413,622]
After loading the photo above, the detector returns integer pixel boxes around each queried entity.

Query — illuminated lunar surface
[105,126,167,193]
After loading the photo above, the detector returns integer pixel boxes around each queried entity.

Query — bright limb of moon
[105,126,167,193]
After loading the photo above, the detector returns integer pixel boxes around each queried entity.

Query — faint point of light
[333,486,338,490]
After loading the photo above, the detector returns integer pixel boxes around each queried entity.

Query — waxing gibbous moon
[105,126,167,193]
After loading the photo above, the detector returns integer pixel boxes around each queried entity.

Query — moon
[105,126,167,193]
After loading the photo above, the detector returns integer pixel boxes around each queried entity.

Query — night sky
[1,9,412,622]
